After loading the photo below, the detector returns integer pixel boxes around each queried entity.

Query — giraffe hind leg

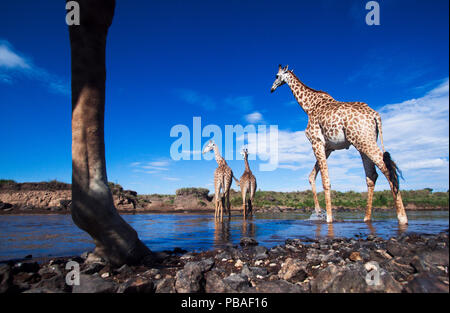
[242,187,247,218]
[353,141,408,225]
[360,152,378,222]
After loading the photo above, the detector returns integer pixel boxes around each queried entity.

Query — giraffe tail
[383,151,404,194]
[375,113,404,193]
[374,113,386,153]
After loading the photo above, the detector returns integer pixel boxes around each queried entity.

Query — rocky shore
[1,231,448,293]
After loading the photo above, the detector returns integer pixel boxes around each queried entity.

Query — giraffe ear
[284,65,289,71]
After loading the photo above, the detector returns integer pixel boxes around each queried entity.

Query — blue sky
[0,0,448,194]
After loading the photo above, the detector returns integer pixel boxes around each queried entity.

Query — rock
[23,287,64,293]
[0,264,13,293]
[254,280,303,293]
[80,251,90,260]
[382,259,415,282]
[205,271,229,293]
[386,240,408,257]
[222,273,250,292]
[405,273,448,293]
[175,262,205,293]
[253,246,269,260]
[215,251,232,261]
[81,263,104,275]
[235,259,244,268]
[155,277,176,293]
[38,264,62,279]
[240,237,258,247]
[191,258,214,272]
[250,267,268,277]
[72,274,118,293]
[33,273,70,292]
[364,261,403,293]
[0,202,13,210]
[269,245,286,255]
[349,252,362,262]
[117,277,154,293]
[278,258,307,282]
[13,261,40,274]
[327,264,367,293]
[310,264,339,292]
[84,253,106,265]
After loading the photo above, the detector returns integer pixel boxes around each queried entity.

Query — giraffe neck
[213,145,225,165]
[286,72,334,115]
[244,155,250,172]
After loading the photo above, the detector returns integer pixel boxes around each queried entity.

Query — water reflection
[314,222,335,238]
[214,219,231,247]
[241,216,256,238]
[365,221,376,235]
[0,210,447,261]
[397,223,408,236]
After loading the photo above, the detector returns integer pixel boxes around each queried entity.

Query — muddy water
[0,210,448,261]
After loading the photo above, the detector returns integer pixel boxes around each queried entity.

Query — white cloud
[130,159,171,173]
[162,177,181,181]
[245,111,264,124]
[0,40,69,95]
[225,96,254,111]
[175,89,216,110]
[0,44,30,69]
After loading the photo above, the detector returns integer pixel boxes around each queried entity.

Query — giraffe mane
[288,71,331,96]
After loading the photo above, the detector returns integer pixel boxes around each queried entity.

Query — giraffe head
[240,147,249,159]
[202,140,216,154]
[270,64,290,93]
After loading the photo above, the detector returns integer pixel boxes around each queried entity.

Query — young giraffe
[271,65,408,225]
[239,148,257,218]
[203,140,240,220]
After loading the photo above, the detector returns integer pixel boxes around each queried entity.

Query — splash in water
[308,209,327,221]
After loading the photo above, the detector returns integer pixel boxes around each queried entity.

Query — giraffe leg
[242,187,247,218]
[308,149,332,214]
[311,143,333,223]
[249,182,256,216]
[355,142,408,225]
[226,190,231,217]
[360,152,378,222]
[215,183,222,220]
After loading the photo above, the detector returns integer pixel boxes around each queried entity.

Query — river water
[0,210,448,262]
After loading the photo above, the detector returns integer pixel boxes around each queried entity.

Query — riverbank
[1,181,448,215]
[1,230,448,293]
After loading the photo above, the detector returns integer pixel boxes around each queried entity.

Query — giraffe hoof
[364,217,371,222]
[326,217,333,223]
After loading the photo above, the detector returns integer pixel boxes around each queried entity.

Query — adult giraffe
[68,0,151,266]
[271,65,408,225]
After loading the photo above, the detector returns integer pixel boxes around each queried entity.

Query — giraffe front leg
[226,191,231,217]
[308,164,321,214]
[308,150,332,215]
[312,143,333,223]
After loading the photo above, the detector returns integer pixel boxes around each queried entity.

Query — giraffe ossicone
[271,64,408,225]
